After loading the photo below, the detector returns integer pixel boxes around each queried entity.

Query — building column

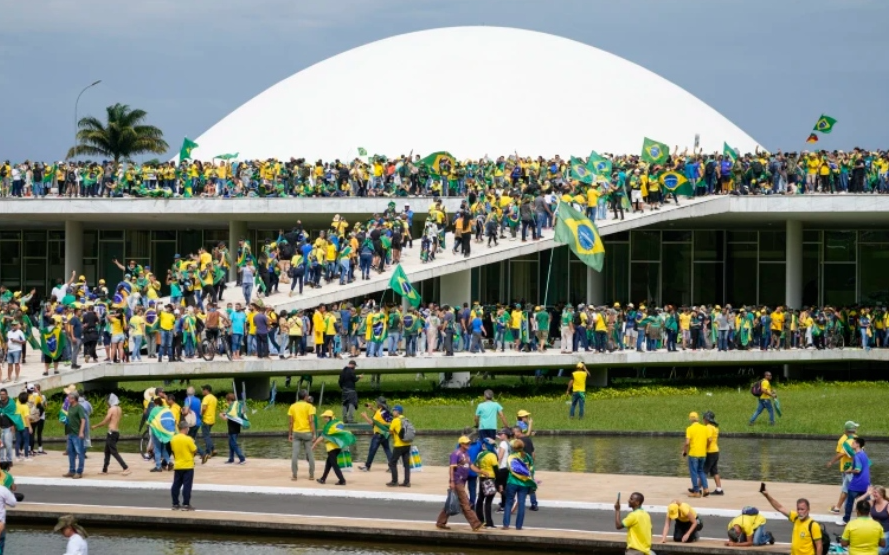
[786,220,803,309]
[438,268,470,388]
[587,267,605,306]
[241,377,271,401]
[64,221,84,278]
[589,367,608,388]
[229,220,248,281]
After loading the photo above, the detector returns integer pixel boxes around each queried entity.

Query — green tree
[67,103,168,162]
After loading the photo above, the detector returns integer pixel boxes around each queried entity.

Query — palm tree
[67,103,169,162]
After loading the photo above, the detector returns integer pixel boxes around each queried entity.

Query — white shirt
[5,329,24,353]
[52,285,66,303]
[0,486,16,523]
[65,533,88,555]
[497,440,511,469]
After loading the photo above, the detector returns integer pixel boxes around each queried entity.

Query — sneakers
[73,473,82,479]
[335,480,346,486]
[150,467,162,472]
[385,481,398,487]
[687,492,702,498]
[529,505,539,511]
[835,519,846,526]
[711,489,724,495]
[237,460,247,465]
[62,472,75,478]
[172,505,181,511]
[358,466,369,472]
[830,507,841,514]
[121,468,132,476]
[398,483,411,488]
[182,505,195,511]
[201,453,209,465]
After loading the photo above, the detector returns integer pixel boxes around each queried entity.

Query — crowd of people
[2,146,888,202]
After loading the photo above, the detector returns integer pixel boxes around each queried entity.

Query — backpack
[705,161,716,176]
[398,417,416,442]
[750,380,763,397]
[807,520,830,555]
[751,160,764,175]
[573,313,582,326]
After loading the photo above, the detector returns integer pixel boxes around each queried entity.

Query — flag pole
[542,200,561,308]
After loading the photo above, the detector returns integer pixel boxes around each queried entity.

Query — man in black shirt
[338,361,362,423]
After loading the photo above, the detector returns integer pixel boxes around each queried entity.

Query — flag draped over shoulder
[388,264,421,308]
[554,202,605,271]
[660,171,695,197]
[813,114,837,134]
[149,406,176,443]
[43,164,57,184]
[41,325,67,359]
[0,399,24,431]
[226,400,251,429]
[569,157,593,184]
[507,453,537,491]
[641,137,670,165]
[179,137,199,160]
[321,418,356,449]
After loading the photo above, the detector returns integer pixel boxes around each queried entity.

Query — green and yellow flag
[723,142,739,162]
[587,151,612,178]
[660,171,695,197]
[214,153,238,160]
[554,202,604,271]
[813,114,837,134]
[179,137,199,160]
[322,418,356,449]
[569,156,593,184]
[40,326,67,359]
[148,406,176,443]
[641,137,670,165]
[357,147,367,156]
[226,399,251,429]
[388,264,421,308]
[416,151,455,177]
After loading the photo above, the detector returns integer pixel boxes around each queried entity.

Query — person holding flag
[219,392,248,465]
[312,410,355,486]
[147,396,175,472]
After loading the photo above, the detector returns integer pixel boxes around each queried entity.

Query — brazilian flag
[641,137,670,165]
[588,152,612,178]
[41,326,67,359]
[321,418,356,449]
[723,142,739,162]
[416,151,456,178]
[149,406,176,443]
[569,157,593,184]
[389,264,421,308]
[660,171,695,197]
[226,399,251,429]
[179,137,199,160]
[813,114,837,134]
[554,202,604,271]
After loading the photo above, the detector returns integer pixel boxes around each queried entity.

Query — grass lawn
[38,376,889,439]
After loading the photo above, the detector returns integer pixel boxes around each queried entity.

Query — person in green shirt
[386,306,402,356]
[63,393,87,478]
[534,306,550,352]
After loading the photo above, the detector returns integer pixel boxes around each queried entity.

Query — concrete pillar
[439,268,470,309]
[229,220,248,281]
[241,377,271,400]
[589,367,608,388]
[587,267,605,306]
[783,364,803,380]
[64,221,84,278]
[786,220,803,309]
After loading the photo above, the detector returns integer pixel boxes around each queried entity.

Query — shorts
[626,329,637,339]
[5,351,21,364]
[111,333,126,343]
[841,472,852,493]
[631,189,642,203]
[704,452,720,477]
[536,331,547,341]
[42,352,62,364]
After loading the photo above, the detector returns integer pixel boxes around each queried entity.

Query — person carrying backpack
[387,405,413,487]
[761,486,829,555]
[749,371,777,426]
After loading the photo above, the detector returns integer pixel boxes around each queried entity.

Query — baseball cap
[458,436,471,445]
[845,420,860,431]
[321,410,335,418]
[689,411,699,420]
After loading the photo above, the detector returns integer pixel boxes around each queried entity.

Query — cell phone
[617,492,621,504]
[759,482,766,493]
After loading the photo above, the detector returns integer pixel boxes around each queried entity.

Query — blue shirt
[230,311,247,335]
[466,440,483,477]
[849,450,871,492]
[186,395,202,427]
[475,400,503,431]
[470,317,484,333]
[301,244,312,258]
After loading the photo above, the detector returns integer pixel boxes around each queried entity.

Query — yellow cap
[517,410,530,418]
[458,436,471,445]
[689,412,699,420]
[667,503,680,520]
[321,410,335,418]
[576,362,584,369]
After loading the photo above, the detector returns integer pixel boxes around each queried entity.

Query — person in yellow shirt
[761,488,820,553]
[661,500,702,543]
[616,492,652,555]
[749,371,777,426]
[387,405,411,487]
[287,390,316,481]
[200,385,218,457]
[770,306,785,350]
[310,410,348,486]
[702,411,724,495]
[841,499,886,554]
[683,412,712,497]
[358,396,392,472]
[566,362,589,419]
[312,306,326,357]
[827,421,858,514]
[724,510,770,547]
[170,420,197,510]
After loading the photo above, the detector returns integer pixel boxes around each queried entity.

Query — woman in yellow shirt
[471,439,500,528]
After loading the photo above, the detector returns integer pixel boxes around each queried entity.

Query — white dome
[191,27,761,161]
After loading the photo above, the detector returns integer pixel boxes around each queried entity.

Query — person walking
[474,389,509,442]
[387,404,411,487]
[90,393,130,475]
[311,410,352,486]
[660,499,703,543]
[287,389,316,481]
[0,480,16,552]
[436,435,483,531]
[200,385,217,458]
[683,411,711,498]
[170,420,197,510]
[471,438,499,528]
[502,439,536,531]
[338,360,361,424]
[749,371,777,426]
[828,420,858,515]
[702,411,724,495]
[566,362,590,419]
[358,397,392,472]
[842,437,871,526]
[615,492,653,555]
[219,393,246,465]
[761,487,820,553]
[62,393,86,479]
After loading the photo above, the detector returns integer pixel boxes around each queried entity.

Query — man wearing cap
[702,411,724,495]
[827,420,859,515]
[358,397,391,472]
[387,404,411,487]
[566,363,590,419]
[436,435,483,531]
[683,412,712,498]
[54,514,89,553]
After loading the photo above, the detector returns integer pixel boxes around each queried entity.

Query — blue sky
[2,0,886,161]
